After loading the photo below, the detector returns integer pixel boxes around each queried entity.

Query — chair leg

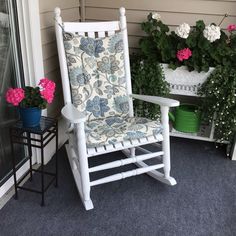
[161,106,176,184]
[65,144,94,210]
[78,153,93,210]
[75,123,93,210]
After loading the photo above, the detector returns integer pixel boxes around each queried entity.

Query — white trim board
[0,163,40,209]
[17,0,45,87]
[0,161,30,199]
[231,140,236,160]
[41,116,68,164]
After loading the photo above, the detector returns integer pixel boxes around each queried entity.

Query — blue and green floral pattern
[85,117,163,148]
[63,32,129,121]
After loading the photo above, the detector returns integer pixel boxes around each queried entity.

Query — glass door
[0,0,25,185]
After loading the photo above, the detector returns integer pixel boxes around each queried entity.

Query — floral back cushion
[63,32,129,121]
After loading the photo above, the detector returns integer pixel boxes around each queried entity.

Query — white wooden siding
[39,0,80,117]
[39,0,236,116]
[85,0,236,50]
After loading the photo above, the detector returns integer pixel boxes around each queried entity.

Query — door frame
[17,0,44,88]
[0,0,45,198]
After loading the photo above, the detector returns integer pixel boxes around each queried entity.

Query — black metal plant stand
[10,116,58,206]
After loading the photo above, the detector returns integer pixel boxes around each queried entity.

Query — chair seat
[85,117,163,148]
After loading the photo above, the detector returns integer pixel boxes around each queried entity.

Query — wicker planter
[161,63,215,96]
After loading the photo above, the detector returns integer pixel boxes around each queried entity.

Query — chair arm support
[131,94,180,107]
[61,103,86,124]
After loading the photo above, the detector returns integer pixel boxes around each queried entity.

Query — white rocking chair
[54,7,179,210]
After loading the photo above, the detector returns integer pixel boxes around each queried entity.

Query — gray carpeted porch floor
[0,138,236,236]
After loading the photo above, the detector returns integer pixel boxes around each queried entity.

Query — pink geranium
[176,48,192,61]
[39,78,56,104]
[227,24,236,32]
[40,89,54,104]
[5,78,56,109]
[39,78,56,92]
[5,88,25,106]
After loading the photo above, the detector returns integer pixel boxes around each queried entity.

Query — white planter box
[161,63,215,96]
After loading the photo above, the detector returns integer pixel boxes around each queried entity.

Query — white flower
[140,60,144,69]
[151,12,161,21]
[175,23,191,39]
[203,24,221,43]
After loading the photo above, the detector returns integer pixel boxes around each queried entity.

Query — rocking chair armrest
[61,103,87,124]
[131,94,180,107]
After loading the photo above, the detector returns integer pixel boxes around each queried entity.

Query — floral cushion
[85,117,163,148]
[63,32,129,121]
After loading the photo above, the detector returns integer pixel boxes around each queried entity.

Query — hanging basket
[19,107,42,127]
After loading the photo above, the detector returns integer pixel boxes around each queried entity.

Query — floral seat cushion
[85,117,163,148]
[63,32,129,122]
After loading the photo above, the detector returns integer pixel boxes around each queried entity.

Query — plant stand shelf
[10,116,59,206]
[162,64,235,159]
[170,124,215,142]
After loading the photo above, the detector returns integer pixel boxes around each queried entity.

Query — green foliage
[131,55,170,119]
[140,12,236,72]
[198,66,236,143]
[140,18,176,64]
[20,86,47,109]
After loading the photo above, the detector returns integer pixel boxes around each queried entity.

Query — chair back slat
[107,31,115,36]
[87,31,95,38]
[78,32,85,36]
[97,31,105,38]
[63,21,120,34]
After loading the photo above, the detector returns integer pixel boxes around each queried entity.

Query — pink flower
[40,89,54,104]
[39,78,56,92]
[39,78,56,104]
[227,24,236,32]
[5,88,25,106]
[176,48,192,61]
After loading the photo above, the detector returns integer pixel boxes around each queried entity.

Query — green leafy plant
[131,55,170,119]
[140,12,236,72]
[20,86,47,109]
[198,66,236,143]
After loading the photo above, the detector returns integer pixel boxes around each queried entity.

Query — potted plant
[131,12,236,143]
[137,13,236,95]
[5,78,56,127]
[139,12,236,72]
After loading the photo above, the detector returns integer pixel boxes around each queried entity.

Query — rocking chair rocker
[54,7,179,210]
